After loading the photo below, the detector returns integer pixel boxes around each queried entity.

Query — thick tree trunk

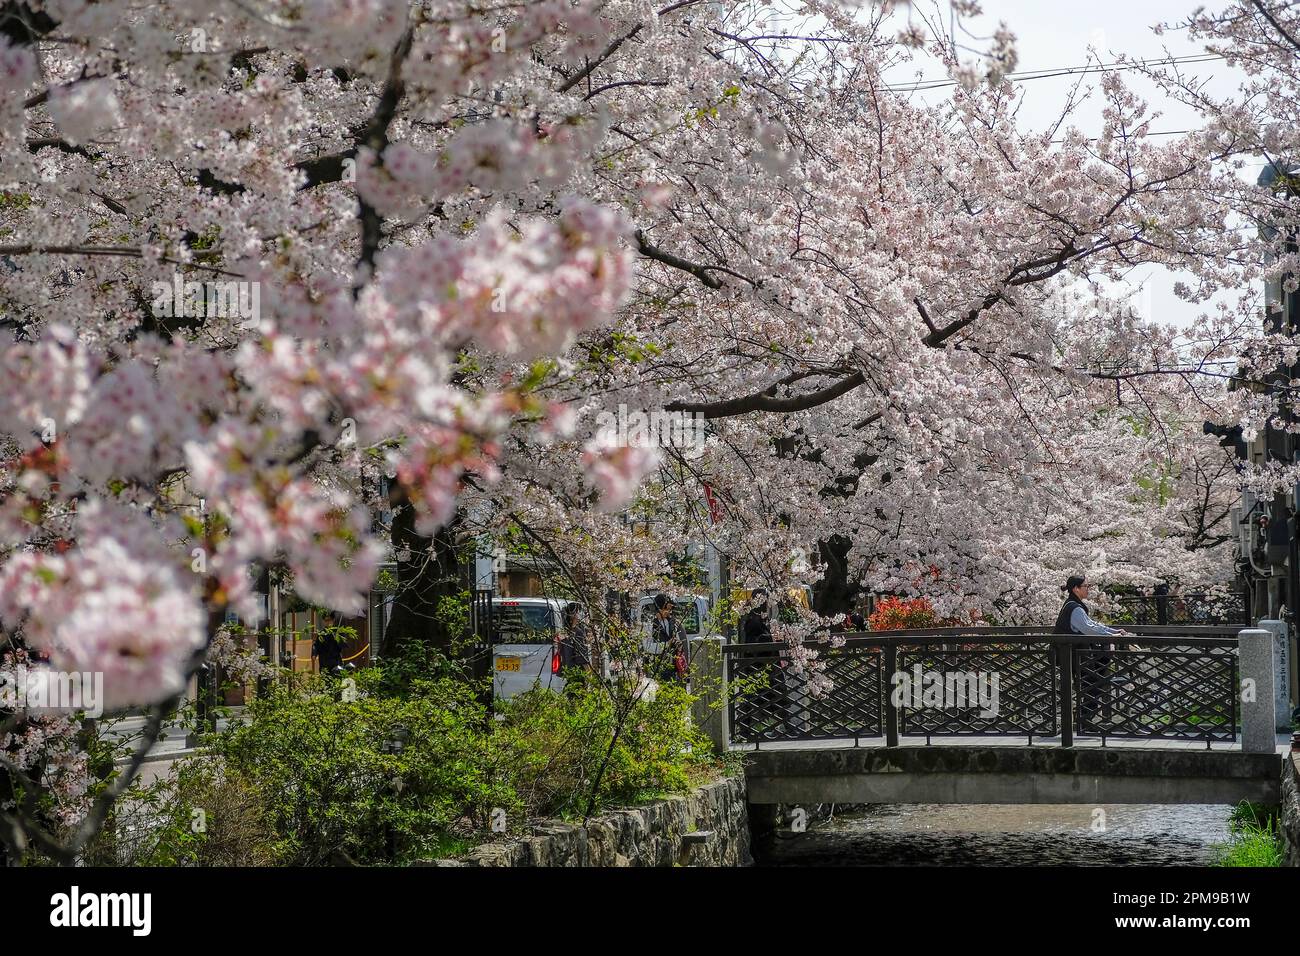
[812,534,860,616]
[382,495,466,658]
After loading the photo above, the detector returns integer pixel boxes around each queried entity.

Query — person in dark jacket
[648,593,687,684]
[741,589,772,643]
[1055,575,1130,729]
[738,589,794,734]
[559,603,594,672]
[312,629,344,675]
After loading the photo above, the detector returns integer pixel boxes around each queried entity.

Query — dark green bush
[211,672,517,865]
[86,757,281,866]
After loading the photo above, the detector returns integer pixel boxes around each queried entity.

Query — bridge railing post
[691,637,728,754]
[1058,639,1073,748]
[1256,619,1292,733]
[884,643,899,747]
[1239,628,1277,754]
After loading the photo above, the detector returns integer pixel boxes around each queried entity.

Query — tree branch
[355,23,415,285]
[1251,0,1300,54]
[665,370,866,419]
[634,229,725,289]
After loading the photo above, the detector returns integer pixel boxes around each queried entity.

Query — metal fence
[725,626,1239,749]
[1110,592,1249,627]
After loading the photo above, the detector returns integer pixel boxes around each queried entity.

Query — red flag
[703,483,723,524]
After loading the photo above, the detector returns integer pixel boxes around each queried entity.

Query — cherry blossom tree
[0,0,1269,859]
[1141,9,1300,400]
[505,2,1254,622]
[0,0,640,860]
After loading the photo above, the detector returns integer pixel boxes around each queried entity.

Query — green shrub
[211,673,517,865]
[94,653,722,866]
[363,637,475,698]
[496,672,714,820]
[86,757,281,866]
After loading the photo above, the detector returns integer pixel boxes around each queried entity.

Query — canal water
[754,804,1233,866]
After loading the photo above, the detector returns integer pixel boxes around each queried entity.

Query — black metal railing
[1110,592,1249,627]
[472,587,495,645]
[724,626,1240,749]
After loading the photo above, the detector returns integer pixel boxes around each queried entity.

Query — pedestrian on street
[558,602,594,673]
[312,627,344,676]
[648,593,688,685]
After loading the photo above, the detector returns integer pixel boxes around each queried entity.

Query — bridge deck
[742,740,1288,806]
[730,733,1293,753]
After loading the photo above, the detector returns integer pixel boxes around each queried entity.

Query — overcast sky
[880,0,1259,330]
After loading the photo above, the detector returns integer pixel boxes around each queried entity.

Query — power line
[884,52,1227,93]
[1053,129,1194,143]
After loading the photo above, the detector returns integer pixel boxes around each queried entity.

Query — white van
[491,597,572,700]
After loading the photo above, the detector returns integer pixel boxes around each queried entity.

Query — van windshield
[642,599,701,635]
[493,603,555,644]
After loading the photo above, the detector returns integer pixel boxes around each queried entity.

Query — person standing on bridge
[742,589,773,644]
[1055,575,1130,729]
[741,589,795,734]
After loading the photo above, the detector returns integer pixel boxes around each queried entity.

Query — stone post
[182,669,200,748]
[1257,619,1293,731]
[1240,628,1278,753]
[690,636,728,754]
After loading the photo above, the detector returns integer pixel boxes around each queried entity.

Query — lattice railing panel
[1112,593,1248,627]
[724,635,1239,746]
[896,645,1057,736]
[728,647,883,742]
[1074,646,1237,741]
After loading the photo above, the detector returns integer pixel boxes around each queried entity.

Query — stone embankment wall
[1281,751,1300,866]
[431,776,751,867]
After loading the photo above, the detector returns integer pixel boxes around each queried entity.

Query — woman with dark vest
[1055,575,1130,729]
